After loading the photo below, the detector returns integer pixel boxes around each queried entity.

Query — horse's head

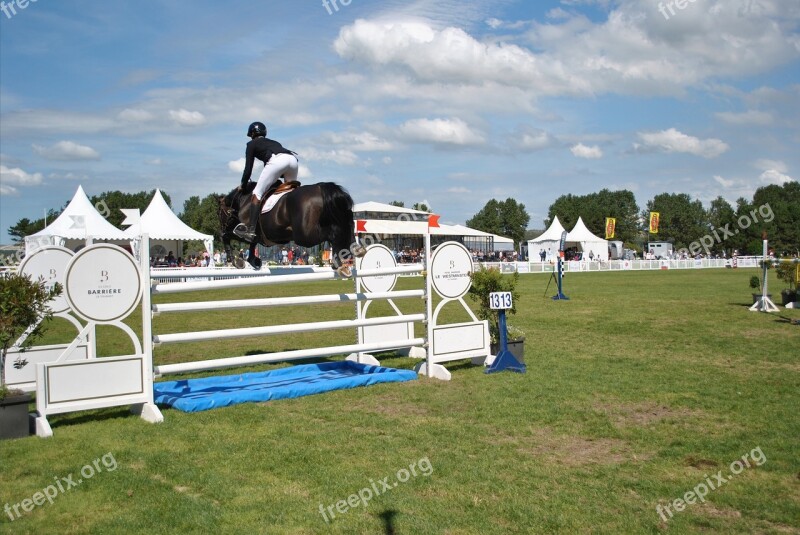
[218,186,249,249]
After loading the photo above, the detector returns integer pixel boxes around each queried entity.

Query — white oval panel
[430,241,473,299]
[64,244,142,323]
[18,246,74,314]
[357,244,398,293]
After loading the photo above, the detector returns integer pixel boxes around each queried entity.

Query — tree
[706,197,737,255]
[467,198,530,247]
[180,194,224,241]
[751,182,800,256]
[546,189,640,243]
[89,190,168,228]
[412,202,431,213]
[389,201,405,207]
[643,193,706,250]
[8,218,45,245]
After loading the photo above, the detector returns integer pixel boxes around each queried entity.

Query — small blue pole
[486,308,525,374]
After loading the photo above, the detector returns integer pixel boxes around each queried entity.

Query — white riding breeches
[253,153,299,200]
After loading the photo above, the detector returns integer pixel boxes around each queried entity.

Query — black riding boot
[233,199,260,242]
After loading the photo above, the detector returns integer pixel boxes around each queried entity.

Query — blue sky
[1,0,798,242]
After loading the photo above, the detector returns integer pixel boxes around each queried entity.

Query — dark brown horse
[218,181,365,275]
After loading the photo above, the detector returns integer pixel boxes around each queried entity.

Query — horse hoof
[353,244,367,257]
[234,258,245,269]
[249,257,263,270]
[336,265,352,278]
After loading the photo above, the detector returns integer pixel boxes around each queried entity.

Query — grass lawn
[1,267,798,534]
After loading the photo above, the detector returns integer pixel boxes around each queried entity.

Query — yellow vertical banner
[649,212,660,234]
[605,218,616,239]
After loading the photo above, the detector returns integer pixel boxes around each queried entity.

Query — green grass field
[1,268,798,534]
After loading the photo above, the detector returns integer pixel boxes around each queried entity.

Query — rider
[233,121,299,242]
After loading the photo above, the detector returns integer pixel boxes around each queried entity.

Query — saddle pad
[262,190,288,214]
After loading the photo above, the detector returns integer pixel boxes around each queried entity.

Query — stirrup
[233,223,257,242]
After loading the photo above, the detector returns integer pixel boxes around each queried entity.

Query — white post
[133,234,164,423]
[424,231,434,377]
[750,238,779,312]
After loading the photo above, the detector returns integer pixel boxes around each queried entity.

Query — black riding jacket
[241,137,296,186]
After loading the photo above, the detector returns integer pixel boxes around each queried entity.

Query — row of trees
[7,183,799,257]
[464,183,798,256]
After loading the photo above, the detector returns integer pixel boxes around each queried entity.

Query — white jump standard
[26,217,490,435]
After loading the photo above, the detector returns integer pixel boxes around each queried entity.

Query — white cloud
[570,143,603,159]
[754,159,788,173]
[32,141,100,161]
[228,158,246,173]
[398,118,485,146]
[334,4,800,100]
[168,108,206,126]
[716,110,774,125]
[0,165,43,193]
[486,18,503,29]
[118,108,155,122]
[321,131,393,151]
[516,129,553,151]
[0,184,18,196]
[298,163,312,179]
[447,187,471,193]
[334,19,589,96]
[299,147,359,166]
[713,175,735,188]
[759,169,794,185]
[635,128,729,158]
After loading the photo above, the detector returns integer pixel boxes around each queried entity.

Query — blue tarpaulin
[153,360,417,413]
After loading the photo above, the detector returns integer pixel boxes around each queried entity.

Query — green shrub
[0,272,61,398]
[467,266,521,343]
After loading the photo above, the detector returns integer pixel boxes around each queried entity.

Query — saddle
[238,180,300,215]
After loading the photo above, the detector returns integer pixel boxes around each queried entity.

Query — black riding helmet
[247,121,267,138]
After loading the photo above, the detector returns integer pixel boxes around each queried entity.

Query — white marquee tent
[122,189,214,264]
[527,216,566,262]
[25,185,129,255]
[565,217,608,261]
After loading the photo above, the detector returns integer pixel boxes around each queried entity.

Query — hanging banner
[649,212,660,234]
[605,218,616,239]
[559,230,568,251]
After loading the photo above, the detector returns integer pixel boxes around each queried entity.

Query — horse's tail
[318,182,355,253]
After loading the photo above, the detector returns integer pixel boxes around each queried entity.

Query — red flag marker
[428,214,440,228]
[356,220,367,233]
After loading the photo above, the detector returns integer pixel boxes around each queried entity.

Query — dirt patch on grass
[596,401,700,429]
[513,427,645,467]
[696,502,741,519]
[364,391,431,418]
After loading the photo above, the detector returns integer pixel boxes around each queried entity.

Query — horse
[218,181,366,276]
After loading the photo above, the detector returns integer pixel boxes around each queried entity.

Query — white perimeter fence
[0,256,763,281]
